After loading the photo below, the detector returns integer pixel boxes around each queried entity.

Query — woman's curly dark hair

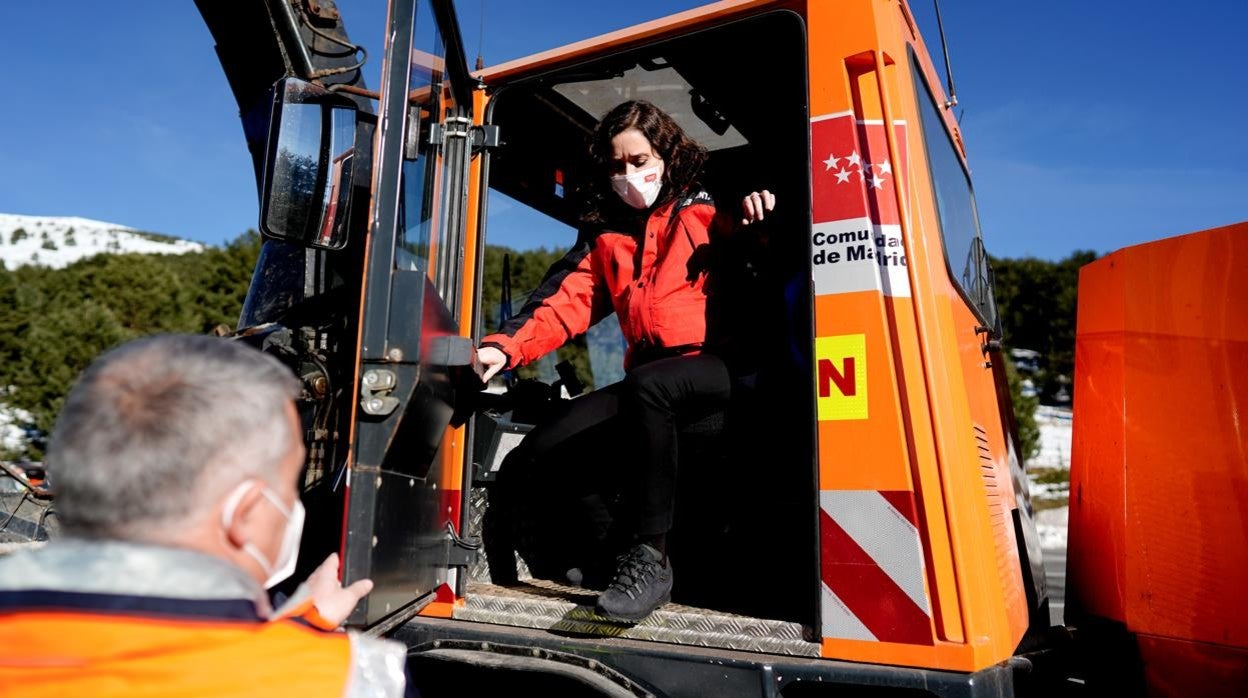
[581,100,707,224]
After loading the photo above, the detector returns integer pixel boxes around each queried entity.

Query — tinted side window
[911,56,997,327]
[396,0,446,287]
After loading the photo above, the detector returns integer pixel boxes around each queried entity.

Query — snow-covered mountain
[0,214,206,456]
[0,213,202,270]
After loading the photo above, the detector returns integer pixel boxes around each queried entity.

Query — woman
[477,100,774,622]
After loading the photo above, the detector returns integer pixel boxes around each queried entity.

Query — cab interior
[468,9,817,627]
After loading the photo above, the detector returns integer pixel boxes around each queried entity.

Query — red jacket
[483,192,728,370]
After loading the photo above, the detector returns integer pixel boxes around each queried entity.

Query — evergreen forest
[0,233,1090,464]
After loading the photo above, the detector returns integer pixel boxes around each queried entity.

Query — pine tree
[990,250,1096,403]
[1005,360,1041,463]
[0,231,261,459]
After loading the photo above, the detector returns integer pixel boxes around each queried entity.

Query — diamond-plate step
[456,580,820,657]
[466,487,532,583]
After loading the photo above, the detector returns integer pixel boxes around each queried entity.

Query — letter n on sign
[815,334,867,421]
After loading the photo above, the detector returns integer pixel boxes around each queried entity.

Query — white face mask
[221,480,305,589]
[610,163,664,209]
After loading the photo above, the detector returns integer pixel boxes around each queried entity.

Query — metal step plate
[457,579,820,657]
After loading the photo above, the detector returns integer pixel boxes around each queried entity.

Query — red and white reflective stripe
[820,490,933,645]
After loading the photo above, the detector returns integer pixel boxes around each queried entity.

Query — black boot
[595,543,673,622]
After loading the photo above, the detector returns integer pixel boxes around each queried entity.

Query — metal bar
[437,114,473,318]
[265,0,318,79]
[329,84,381,100]
[932,0,958,108]
[358,0,416,358]
[364,591,436,638]
[0,462,53,498]
[430,0,475,107]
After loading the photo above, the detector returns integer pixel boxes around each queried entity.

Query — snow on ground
[0,401,33,454]
[1035,506,1069,550]
[0,213,201,270]
[1029,405,1073,550]
[1031,405,1073,470]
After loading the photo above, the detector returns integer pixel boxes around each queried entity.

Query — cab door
[342,0,479,626]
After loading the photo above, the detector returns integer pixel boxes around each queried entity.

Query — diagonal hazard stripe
[821,583,876,641]
[878,491,918,526]
[821,490,929,613]
[820,508,933,645]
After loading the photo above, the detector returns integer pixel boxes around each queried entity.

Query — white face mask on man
[221,479,305,589]
[610,163,664,209]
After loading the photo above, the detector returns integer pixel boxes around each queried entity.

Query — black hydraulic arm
[194,0,375,189]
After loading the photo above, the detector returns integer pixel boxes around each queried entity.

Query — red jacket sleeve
[480,232,607,369]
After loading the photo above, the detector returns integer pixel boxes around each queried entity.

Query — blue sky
[2,1,1244,261]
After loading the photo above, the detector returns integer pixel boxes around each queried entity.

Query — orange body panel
[805,0,1026,670]
[1068,221,1248,696]
[418,599,460,619]
[813,292,913,493]
[477,0,790,85]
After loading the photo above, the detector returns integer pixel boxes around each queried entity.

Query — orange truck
[192,0,1247,695]
[1065,221,1248,696]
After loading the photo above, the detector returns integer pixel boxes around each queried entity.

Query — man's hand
[307,553,373,627]
[741,190,776,225]
[477,346,508,383]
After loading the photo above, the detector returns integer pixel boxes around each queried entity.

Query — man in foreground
[0,334,410,696]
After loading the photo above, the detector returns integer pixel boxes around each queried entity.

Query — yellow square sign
[815,334,867,421]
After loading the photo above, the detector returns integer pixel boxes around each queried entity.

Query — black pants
[504,353,732,544]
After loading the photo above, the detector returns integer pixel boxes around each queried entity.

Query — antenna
[932,0,958,109]
[475,0,485,71]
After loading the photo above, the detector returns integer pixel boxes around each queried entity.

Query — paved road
[1043,546,1066,626]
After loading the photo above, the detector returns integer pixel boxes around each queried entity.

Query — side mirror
[260,78,359,250]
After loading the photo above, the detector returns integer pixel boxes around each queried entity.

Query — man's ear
[223,484,264,548]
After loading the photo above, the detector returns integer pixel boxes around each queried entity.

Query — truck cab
[197,1,1053,694]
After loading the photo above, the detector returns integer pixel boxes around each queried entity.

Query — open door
[342,0,479,626]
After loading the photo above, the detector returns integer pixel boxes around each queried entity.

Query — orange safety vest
[0,590,354,697]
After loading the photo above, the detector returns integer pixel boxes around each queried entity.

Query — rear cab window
[910,52,998,328]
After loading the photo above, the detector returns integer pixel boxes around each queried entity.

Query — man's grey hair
[48,334,301,539]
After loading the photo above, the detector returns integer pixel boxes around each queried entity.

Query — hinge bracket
[429,119,499,152]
